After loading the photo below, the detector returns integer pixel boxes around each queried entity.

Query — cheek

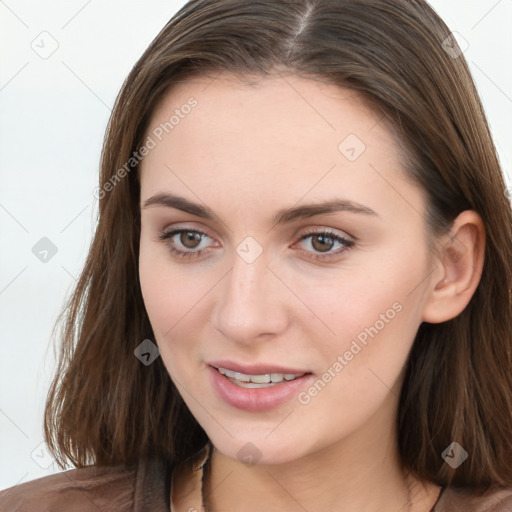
[139,237,198,336]
[139,251,190,383]
[294,243,427,373]
[301,259,415,329]
[138,238,214,376]
[139,239,170,331]
[139,244,187,369]
[293,271,421,430]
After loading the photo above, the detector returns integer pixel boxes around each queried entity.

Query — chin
[209,431,317,466]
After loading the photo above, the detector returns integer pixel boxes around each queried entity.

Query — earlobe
[421,210,486,324]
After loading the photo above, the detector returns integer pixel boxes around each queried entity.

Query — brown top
[2,443,512,512]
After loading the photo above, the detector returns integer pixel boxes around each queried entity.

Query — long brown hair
[44,0,512,490]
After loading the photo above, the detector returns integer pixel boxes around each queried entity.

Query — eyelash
[157,227,355,262]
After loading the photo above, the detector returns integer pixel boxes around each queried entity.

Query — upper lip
[208,360,311,375]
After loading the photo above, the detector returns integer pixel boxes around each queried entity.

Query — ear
[421,210,486,324]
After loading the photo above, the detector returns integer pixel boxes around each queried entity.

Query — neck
[204,443,440,512]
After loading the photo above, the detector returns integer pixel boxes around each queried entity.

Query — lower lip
[208,365,314,412]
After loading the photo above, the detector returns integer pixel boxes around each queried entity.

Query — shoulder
[0,458,164,512]
[439,484,512,511]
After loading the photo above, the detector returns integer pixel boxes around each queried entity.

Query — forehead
[138,72,416,222]
[146,71,389,150]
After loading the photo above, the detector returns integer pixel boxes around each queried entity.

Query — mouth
[213,366,308,388]
[207,362,314,412]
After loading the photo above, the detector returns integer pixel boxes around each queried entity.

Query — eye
[157,228,215,259]
[295,229,355,261]
[157,227,355,262]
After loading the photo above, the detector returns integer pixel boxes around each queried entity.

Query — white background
[1,0,511,489]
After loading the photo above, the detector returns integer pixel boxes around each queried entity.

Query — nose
[213,247,289,344]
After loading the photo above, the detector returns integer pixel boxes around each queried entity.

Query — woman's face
[138,72,439,464]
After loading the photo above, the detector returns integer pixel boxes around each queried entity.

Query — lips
[207,360,314,412]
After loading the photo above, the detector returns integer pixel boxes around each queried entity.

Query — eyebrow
[142,192,378,225]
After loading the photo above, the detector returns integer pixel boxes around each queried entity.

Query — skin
[138,71,485,512]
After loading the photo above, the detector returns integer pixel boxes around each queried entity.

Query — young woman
[2,1,512,511]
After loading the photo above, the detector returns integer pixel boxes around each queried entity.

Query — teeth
[217,367,304,385]
[250,374,271,384]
